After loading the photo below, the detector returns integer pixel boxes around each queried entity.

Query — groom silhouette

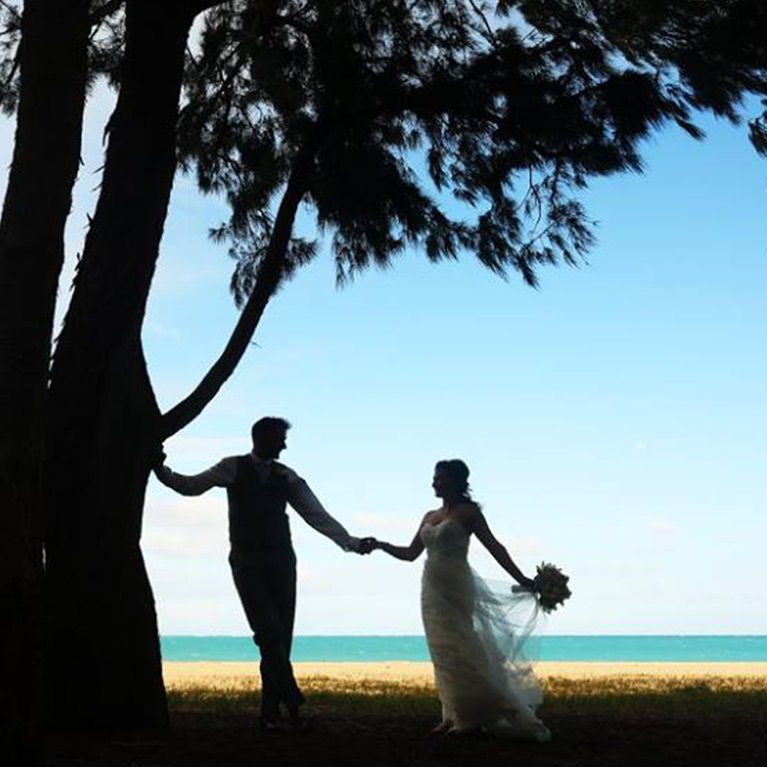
[154,417,369,728]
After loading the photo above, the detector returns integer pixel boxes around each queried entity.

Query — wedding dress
[420,517,551,741]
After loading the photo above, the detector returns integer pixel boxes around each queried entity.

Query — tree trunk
[45,0,194,731]
[0,0,89,762]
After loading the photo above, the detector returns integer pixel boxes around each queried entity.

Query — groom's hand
[151,444,167,471]
[358,537,378,555]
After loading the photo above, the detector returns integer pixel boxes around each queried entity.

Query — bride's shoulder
[457,501,483,526]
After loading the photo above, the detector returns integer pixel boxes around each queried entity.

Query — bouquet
[514,562,572,613]
[532,562,571,613]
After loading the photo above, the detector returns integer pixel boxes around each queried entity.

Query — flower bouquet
[532,562,571,613]
[513,561,572,612]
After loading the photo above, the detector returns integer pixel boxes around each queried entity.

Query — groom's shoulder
[216,454,248,475]
[221,454,248,465]
[272,461,300,483]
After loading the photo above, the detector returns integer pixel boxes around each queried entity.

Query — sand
[163,660,767,687]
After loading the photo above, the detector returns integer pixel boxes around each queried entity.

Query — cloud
[162,435,248,463]
[352,511,419,536]
[146,493,226,523]
[143,494,227,557]
[145,320,181,340]
[648,516,681,549]
[143,528,226,558]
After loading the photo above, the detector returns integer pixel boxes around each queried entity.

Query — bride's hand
[359,537,379,554]
[512,576,536,593]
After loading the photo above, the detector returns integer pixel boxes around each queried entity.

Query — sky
[2,74,765,637]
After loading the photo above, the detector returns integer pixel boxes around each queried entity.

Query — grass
[48,675,767,767]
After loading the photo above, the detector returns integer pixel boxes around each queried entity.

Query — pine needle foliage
[0,0,22,114]
[177,0,766,306]
[2,2,764,302]
[0,1,127,114]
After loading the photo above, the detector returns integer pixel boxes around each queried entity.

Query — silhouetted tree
[1,0,764,735]
[0,0,225,738]
[0,1,89,761]
[44,0,223,730]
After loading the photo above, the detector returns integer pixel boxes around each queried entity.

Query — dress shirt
[155,453,360,552]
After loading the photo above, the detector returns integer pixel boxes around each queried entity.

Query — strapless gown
[420,518,550,740]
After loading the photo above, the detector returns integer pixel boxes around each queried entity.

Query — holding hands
[359,536,379,553]
[356,537,379,554]
[347,537,378,554]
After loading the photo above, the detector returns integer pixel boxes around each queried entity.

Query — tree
[0,0,89,761]
[0,0,764,734]
[44,0,223,730]
[0,0,223,739]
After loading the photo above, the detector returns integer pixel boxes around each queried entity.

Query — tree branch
[0,0,20,17]
[0,47,20,95]
[160,130,322,439]
[467,0,497,44]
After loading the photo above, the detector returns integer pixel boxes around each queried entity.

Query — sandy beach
[163,660,767,687]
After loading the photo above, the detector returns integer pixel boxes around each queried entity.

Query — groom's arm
[154,457,238,496]
[285,472,361,553]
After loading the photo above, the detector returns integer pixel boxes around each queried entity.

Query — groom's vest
[226,456,293,565]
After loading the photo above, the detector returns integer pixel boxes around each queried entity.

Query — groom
[154,416,369,729]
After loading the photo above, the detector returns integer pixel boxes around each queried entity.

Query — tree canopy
[176,0,767,306]
[2,1,765,302]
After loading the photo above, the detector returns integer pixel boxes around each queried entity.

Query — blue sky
[2,79,765,636]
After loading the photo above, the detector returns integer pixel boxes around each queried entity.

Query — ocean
[160,635,767,663]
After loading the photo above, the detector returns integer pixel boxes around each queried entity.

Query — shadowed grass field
[48,675,767,767]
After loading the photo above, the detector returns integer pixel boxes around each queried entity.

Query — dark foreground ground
[48,676,767,767]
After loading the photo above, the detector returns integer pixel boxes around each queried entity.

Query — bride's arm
[369,515,427,562]
[469,507,535,589]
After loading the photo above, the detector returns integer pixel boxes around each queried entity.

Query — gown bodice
[421,517,470,561]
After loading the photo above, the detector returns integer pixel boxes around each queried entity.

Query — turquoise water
[161,635,767,662]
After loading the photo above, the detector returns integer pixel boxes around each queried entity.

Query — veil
[470,570,546,711]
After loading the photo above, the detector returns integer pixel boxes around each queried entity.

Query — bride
[363,459,551,741]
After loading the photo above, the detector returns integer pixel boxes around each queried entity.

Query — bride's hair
[435,459,475,503]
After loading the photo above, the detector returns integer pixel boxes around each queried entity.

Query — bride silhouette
[363,459,551,740]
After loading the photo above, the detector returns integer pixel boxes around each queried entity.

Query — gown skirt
[420,518,550,741]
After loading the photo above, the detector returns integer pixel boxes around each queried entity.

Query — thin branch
[0,46,20,94]
[467,0,497,44]
[160,128,324,439]
[524,165,544,234]
[520,219,557,254]
[0,0,20,16]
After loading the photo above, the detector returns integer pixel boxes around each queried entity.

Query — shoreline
[164,660,767,686]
